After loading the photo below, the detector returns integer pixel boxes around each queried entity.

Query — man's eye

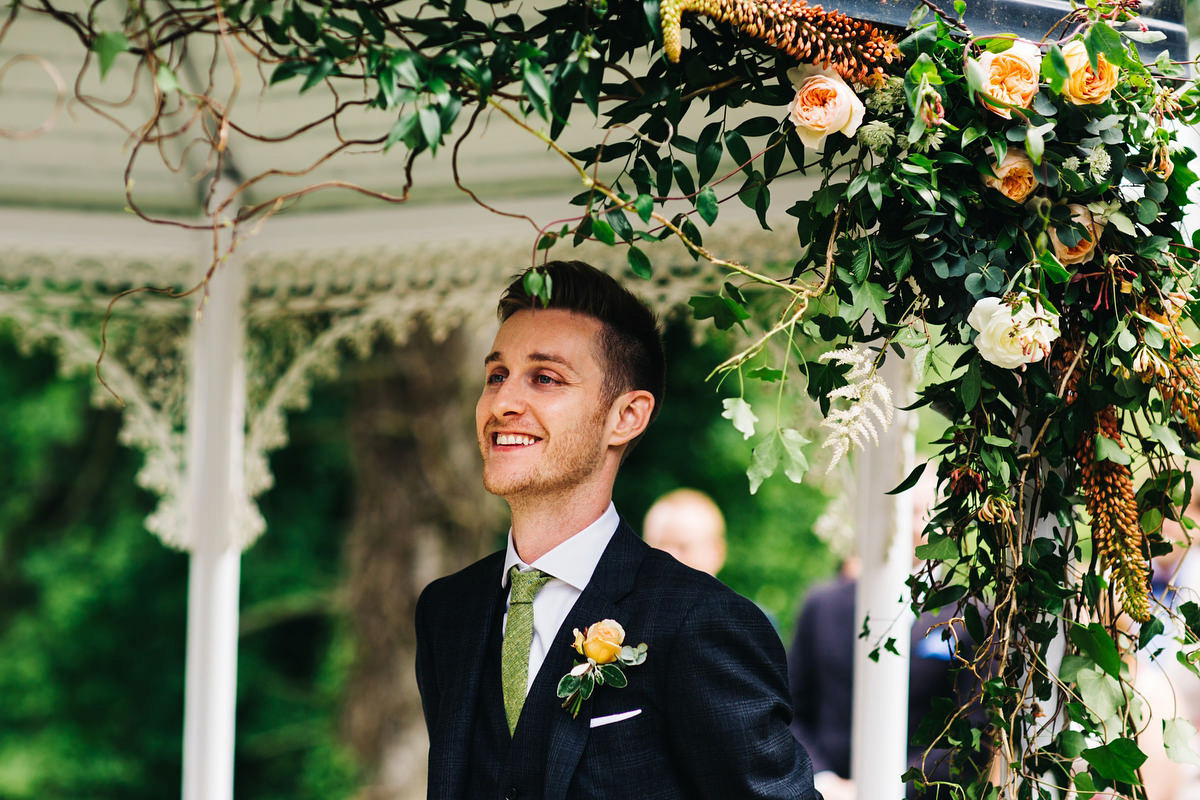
[535,374,558,385]
[486,373,505,385]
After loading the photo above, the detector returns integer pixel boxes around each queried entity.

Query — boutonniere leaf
[557,618,647,718]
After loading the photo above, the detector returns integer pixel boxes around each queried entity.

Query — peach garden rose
[786,65,865,149]
[1061,39,1119,105]
[1051,204,1102,265]
[976,41,1041,118]
[983,147,1038,203]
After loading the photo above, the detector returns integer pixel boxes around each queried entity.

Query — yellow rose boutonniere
[557,619,648,718]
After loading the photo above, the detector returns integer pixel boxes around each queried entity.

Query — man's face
[475,309,618,503]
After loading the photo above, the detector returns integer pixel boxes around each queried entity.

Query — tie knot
[508,566,552,603]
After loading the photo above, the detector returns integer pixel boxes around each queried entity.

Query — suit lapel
[536,522,647,800]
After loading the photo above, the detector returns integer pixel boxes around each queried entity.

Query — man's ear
[607,389,655,447]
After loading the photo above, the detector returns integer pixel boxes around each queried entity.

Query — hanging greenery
[6,0,1200,795]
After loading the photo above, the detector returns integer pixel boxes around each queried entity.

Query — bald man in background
[642,488,727,577]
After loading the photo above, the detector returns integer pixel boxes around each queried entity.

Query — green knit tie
[501,566,552,735]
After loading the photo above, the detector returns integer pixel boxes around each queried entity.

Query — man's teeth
[496,433,537,446]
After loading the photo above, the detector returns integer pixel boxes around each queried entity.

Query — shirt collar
[502,502,620,591]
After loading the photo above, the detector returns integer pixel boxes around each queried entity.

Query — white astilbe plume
[818,346,894,469]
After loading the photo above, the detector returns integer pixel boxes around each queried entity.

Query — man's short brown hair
[498,260,665,429]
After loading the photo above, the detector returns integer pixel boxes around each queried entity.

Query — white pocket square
[589,709,642,728]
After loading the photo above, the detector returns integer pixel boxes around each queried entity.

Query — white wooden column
[181,189,247,800]
[851,355,918,800]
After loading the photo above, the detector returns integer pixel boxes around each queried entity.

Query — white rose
[968,295,1060,369]
[786,65,865,150]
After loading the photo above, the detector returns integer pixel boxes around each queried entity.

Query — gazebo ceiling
[0,7,625,217]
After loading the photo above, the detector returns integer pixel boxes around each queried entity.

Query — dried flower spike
[1077,406,1152,622]
[659,0,898,84]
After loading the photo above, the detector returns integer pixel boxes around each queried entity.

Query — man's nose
[487,379,526,416]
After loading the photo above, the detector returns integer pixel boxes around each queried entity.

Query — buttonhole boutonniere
[557,618,647,718]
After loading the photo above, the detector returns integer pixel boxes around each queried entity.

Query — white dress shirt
[501,502,619,694]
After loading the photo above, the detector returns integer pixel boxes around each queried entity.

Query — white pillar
[181,190,247,800]
[851,355,918,800]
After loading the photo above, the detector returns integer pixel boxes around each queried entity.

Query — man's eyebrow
[483,350,574,369]
[529,351,572,368]
[480,347,568,367]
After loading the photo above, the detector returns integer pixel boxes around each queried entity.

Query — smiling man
[414,260,818,800]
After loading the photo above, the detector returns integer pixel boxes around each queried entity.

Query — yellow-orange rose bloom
[1051,204,1102,264]
[786,65,865,150]
[1061,40,1119,105]
[977,41,1041,118]
[573,619,625,664]
[984,147,1038,203]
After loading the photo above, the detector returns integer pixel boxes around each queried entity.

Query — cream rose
[786,65,865,149]
[1061,39,1119,105]
[573,619,625,664]
[983,147,1038,203]
[968,295,1060,369]
[1050,203,1101,265]
[977,41,1042,118]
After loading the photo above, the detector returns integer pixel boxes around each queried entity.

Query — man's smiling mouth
[495,433,539,446]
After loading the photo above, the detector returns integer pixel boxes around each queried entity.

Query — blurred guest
[643,488,727,576]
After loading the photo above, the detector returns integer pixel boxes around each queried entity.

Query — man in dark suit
[415,260,818,800]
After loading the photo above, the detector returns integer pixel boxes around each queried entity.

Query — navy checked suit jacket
[415,520,819,800]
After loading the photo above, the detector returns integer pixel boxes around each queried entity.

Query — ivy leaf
[1070,622,1122,678]
[1076,665,1123,724]
[915,534,958,561]
[1082,738,1147,783]
[747,433,780,495]
[1150,423,1184,457]
[722,397,758,440]
[92,31,129,78]
[1094,433,1131,466]
[1058,729,1088,759]
[1165,718,1200,767]
[156,63,181,94]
